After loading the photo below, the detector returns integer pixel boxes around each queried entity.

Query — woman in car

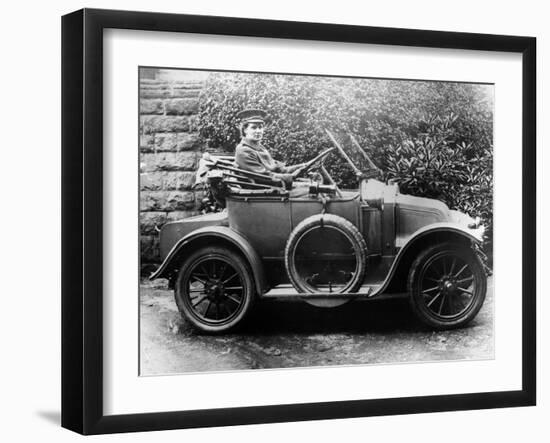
[234,109,304,181]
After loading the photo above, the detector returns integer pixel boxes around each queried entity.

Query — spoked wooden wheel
[408,242,487,329]
[175,247,254,333]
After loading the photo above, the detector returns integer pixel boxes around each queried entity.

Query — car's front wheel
[408,242,487,329]
[175,246,254,333]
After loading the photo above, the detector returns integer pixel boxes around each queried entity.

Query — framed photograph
[62,8,536,435]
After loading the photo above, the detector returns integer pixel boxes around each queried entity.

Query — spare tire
[285,214,367,299]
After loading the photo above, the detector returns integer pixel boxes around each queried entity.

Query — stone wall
[139,70,209,273]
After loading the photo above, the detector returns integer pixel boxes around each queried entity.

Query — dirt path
[139,278,493,375]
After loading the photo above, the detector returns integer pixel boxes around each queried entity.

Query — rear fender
[150,226,266,294]
[376,223,484,295]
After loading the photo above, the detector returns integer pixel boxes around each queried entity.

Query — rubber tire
[285,213,367,300]
[175,246,254,333]
[408,242,487,330]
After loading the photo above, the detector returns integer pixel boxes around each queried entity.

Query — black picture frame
[61,8,536,435]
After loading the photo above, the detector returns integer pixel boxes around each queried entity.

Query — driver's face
[243,122,265,142]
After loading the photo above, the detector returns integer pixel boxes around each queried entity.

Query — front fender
[374,223,484,296]
[398,222,484,247]
[150,226,266,294]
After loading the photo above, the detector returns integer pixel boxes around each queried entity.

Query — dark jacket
[235,139,287,175]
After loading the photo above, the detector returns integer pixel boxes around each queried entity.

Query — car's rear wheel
[285,214,367,307]
[175,246,254,333]
[408,242,487,329]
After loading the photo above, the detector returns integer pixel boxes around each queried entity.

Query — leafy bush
[198,72,493,254]
[384,113,493,256]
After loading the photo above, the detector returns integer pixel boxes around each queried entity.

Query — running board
[260,284,400,300]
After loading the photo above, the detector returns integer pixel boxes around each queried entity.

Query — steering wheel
[291,148,334,179]
[307,171,324,185]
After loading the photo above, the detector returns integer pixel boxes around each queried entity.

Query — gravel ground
[139,277,494,375]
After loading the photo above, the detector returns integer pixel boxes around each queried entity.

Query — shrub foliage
[198,73,493,253]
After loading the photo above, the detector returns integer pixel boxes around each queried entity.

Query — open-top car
[151,130,489,333]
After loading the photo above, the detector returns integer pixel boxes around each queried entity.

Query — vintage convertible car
[151,130,488,333]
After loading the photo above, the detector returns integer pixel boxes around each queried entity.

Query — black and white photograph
[139,67,494,376]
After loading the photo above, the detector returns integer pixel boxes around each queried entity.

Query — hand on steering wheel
[308,171,324,185]
[291,148,334,179]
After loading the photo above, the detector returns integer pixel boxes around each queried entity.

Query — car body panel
[158,211,229,260]
[151,225,267,293]
[395,194,449,242]
[226,193,361,259]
